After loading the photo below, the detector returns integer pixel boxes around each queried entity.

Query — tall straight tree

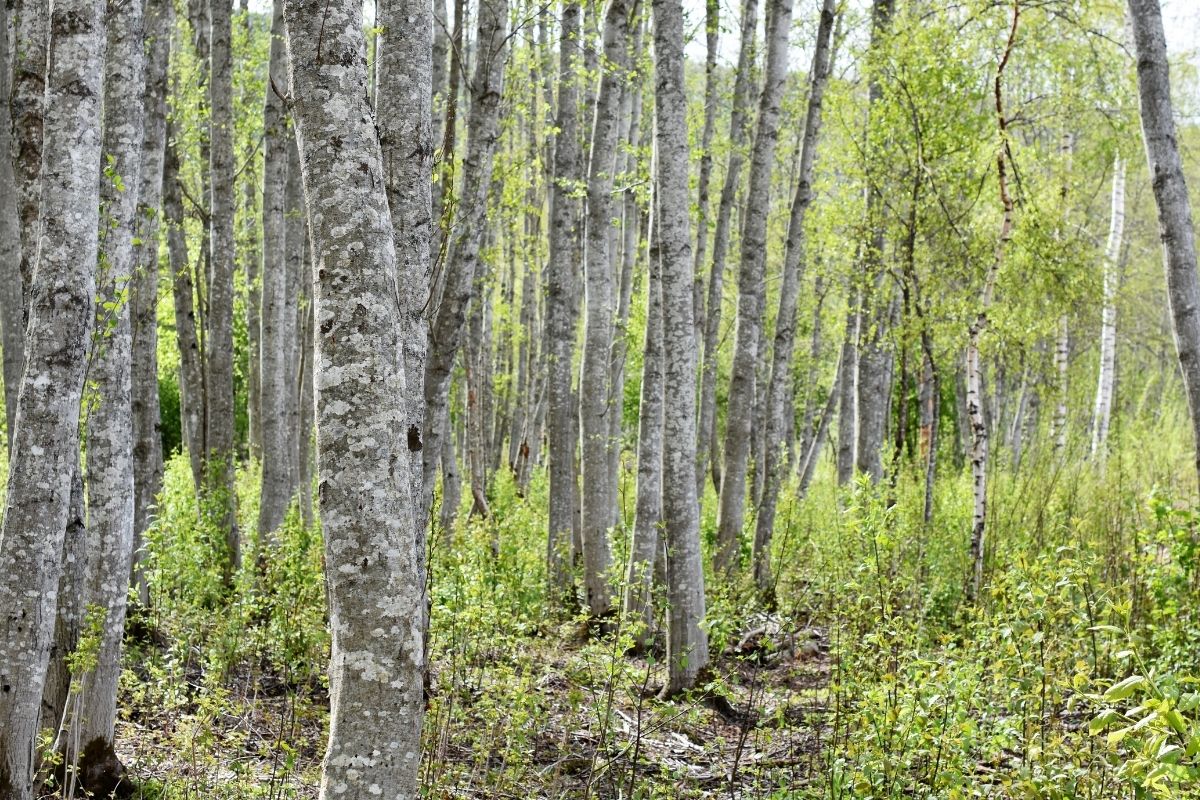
[0,0,105,790]
[0,2,22,438]
[652,0,709,696]
[132,0,174,604]
[714,0,793,575]
[696,0,758,499]
[690,0,718,347]
[753,0,836,596]
[258,0,295,539]
[283,0,425,795]
[1092,156,1125,462]
[10,0,46,309]
[579,0,633,620]
[421,0,509,528]
[545,0,585,603]
[79,0,146,767]
[207,0,240,580]
[1127,0,1200,487]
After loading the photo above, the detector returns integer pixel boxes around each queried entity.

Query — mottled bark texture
[1130,0,1200,485]
[132,0,173,604]
[579,0,633,619]
[690,0,718,349]
[1092,156,1125,463]
[696,0,758,500]
[0,0,105,791]
[753,0,835,596]
[377,0,434,539]
[545,0,584,604]
[282,0,425,794]
[207,0,240,581]
[714,0,792,575]
[78,0,146,758]
[0,7,24,439]
[623,244,663,646]
[653,0,709,696]
[10,0,46,311]
[258,0,296,539]
[421,0,508,532]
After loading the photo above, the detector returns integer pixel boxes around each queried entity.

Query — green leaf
[1105,675,1147,702]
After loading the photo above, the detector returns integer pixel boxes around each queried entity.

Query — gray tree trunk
[0,6,24,439]
[0,0,105,789]
[164,127,207,494]
[10,0,47,314]
[1091,156,1125,464]
[752,0,835,596]
[78,0,146,760]
[652,0,709,696]
[283,0,425,793]
[1050,315,1069,452]
[420,0,508,531]
[714,0,792,575]
[131,0,173,605]
[579,0,634,618]
[690,0,719,349]
[696,0,758,500]
[257,0,293,540]
[207,0,240,581]
[835,293,859,484]
[545,0,584,605]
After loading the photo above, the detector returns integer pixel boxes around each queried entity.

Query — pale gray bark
[579,0,633,618]
[714,0,792,575]
[297,290,315,529]
[420,0,508,532]
[690,0,719,349]
[283,0,425,793]
[1091,156,1125,463]
[78,0,146,756]
[653,0,709,696]
[1050,315,1069,452]
[835,293,859,484]
[0,0,105,789]
[377,0,434,530]
[257,0,293,540]
[0,7,24,439]
[545,0,584,604]
[752,0,835,596]
[10,0,46,311]
[696,0,758,500]
[164,127,206,494]
[623,233,662,646]
[1130,0,1200,485]
[207,0,239,580]
[132,0,173,605]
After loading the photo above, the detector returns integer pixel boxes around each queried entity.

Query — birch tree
[0,0,105,789]
[283,0,425,793]
[653,0,709,696]
[1091,155,1124,463]
[714,0,793,575]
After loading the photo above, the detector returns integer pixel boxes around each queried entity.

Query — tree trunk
[579,0,634,618]
[691,0,719,348]
[10,0,47,317]
[652,0,709,696]
[752,0,835,596]
[164,127,207,494]
[206,0,240,583]
[836,293,860,484]
[77,0,146,766]
[0,0,105,789]
[256,0,294,540]
[0,6,25,440]
[1091,155,1125,463]
[714,0,792,575]
[696,0,759,501]
[624,228,663,649]
[1050,315,1069,452]
[283,0,425,793]
[131,0,172,606]
[420,0,508,531]
[545,0,584,606]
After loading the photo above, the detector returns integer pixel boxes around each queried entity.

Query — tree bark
[1091,155,1125,464]
[545,0,584,606]
[10,0,47,317]
[206,0,240,582]
[752,0,835,596]
[696,0,759,500]
[0,0,105,789]
[652,0,709,696]
[691,0,718,349]
[78,0,146,761]
[714,0,793,575]
[283,0,425,793]
[0,6,25,440]
[836,292,860,484]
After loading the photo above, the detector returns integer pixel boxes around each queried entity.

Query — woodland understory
[2,0,1200,797]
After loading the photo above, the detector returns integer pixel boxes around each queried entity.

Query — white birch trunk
[1091,155,1125,463]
